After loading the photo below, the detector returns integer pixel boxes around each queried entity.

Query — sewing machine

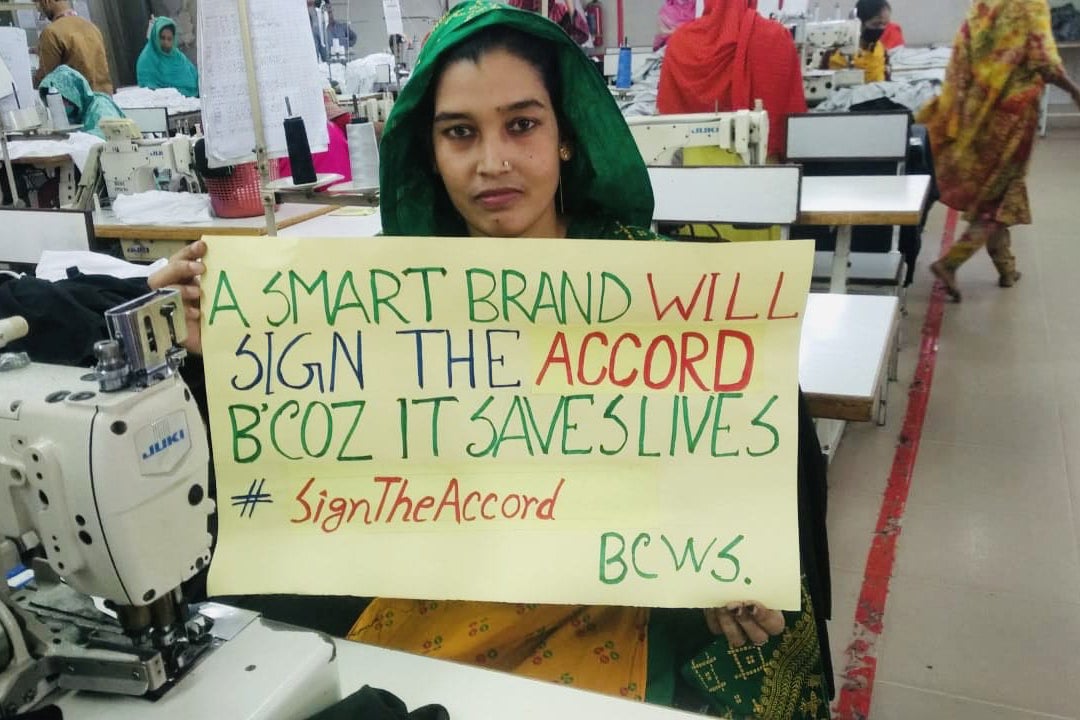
[0,290,340,718]
[98,118,201,200]
[799,18,861,68]
[626,109,770,167]
[788,18,865,104]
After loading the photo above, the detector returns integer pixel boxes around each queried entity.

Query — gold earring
[559,145,572,162]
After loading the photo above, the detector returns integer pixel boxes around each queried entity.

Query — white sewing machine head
[801,18,861,66]
[804,19,860,49]
[626,108,770,167]
[98,118,200,200]
[0,290,342,719]
[0,290,214,714]
[787,19,864,104]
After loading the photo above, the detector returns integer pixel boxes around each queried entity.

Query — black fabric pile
[0,272,150,366]
[9,707,63,720]
[306,686,449,720]
[1053,3,1080,42]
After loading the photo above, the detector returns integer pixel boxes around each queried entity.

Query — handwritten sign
[202,236,814,610]
[197,0,328,168]
[0,28,34,115]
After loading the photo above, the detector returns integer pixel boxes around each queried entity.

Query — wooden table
[3,148,79,207]
[9,153,70,168]
[278,207,383,236]
[93,203,336,242]
[798,174,932,293]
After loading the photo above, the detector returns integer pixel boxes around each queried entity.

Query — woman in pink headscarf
[654,0,697,50]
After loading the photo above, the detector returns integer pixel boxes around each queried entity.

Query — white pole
[541,0,549,18]
[235,0,277,236]
[0,124,24,208]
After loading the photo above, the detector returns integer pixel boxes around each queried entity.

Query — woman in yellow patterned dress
[921,0,1080,302]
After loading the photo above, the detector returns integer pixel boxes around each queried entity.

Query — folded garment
[35,250,167,282]
[112,190,213,225]
[889,46,952,70]
[4,131,104,172]
[323,53,396,96]
[113,86,202,115]
[814,79,942,114]
[617,49,666,118]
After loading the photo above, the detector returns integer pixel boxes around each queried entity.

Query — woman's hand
[1048,72,1080,111]
[704,603,785,648]
[149,240,206,355]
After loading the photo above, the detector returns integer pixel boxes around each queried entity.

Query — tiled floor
[826,127,1080,718]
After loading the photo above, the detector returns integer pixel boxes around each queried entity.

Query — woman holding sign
[148,2,831,716]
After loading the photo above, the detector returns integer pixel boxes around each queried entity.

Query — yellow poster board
[201,235,813,610]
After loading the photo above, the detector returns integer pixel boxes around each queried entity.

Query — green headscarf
[137,16,200,98]
[379,0,654,238]
[39,65,125,139]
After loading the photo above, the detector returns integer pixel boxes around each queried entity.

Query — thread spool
[46,89,67,129]
[347,121,379,191]
[380,95,395,121]
[615,41,632,90]
[283,97,317,185]
[364,98,380,123]
[0,316,28,349]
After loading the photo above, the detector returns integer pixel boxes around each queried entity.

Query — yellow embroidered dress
[917,0,1064,226]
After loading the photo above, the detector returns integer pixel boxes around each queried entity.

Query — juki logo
[142,429,186,460]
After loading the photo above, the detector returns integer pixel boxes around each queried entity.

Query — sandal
[998,271,1022,288]
[930,260,962,302]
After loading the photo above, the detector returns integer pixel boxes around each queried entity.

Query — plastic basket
[204,162,279,219]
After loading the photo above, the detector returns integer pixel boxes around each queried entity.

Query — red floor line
[832,209,959,720]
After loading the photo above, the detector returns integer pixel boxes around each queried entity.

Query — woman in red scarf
[657,0,806,158]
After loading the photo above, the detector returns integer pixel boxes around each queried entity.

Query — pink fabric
[654,0,697,51]
[277,121,352,184]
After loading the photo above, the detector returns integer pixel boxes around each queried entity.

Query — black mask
[862,27,886,45]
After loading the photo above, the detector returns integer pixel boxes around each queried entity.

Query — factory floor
[828,126,1080,719]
